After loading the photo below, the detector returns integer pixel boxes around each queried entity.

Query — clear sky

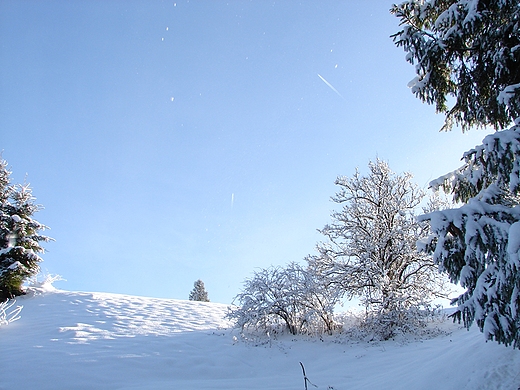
[1,0,490,304]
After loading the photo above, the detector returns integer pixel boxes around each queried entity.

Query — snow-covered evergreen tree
[0,157,52,302]
[419,129,520,347]
[392,0,520,348]
[189,279,210,302]
[307,159,447,339]
[391,0,520,132]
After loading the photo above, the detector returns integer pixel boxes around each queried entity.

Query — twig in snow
[299,362,318,390]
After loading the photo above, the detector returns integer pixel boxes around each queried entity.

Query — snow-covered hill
[1,286,519,390]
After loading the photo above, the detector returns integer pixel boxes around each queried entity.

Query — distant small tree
[189,279,210,302]
[0,157,52,302]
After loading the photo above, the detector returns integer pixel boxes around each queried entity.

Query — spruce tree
[189,279,210,302]
[0,158,52,302]
[392,1,520,347]
[392,0,520,132]
[418,129,520,347]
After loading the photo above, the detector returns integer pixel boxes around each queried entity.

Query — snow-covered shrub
[228,262,340,336]
[306,159,448,339]
[0,299,22,327]
[338,304,446,342]
[26,273,63,296]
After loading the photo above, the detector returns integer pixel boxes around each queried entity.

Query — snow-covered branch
[0,299,22,327]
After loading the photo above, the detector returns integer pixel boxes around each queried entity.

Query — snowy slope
[1,287,519,390]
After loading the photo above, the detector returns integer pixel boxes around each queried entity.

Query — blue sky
[1,1,489,303]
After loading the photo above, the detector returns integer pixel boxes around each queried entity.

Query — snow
[507,221,520,255]
[7,261,23,270]
[0,247,14,256]
[1,287,519,389]
[498,83,520,106]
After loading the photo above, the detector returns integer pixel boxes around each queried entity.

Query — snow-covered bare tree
[392,1,520,348]
[391,0,520,132]
[189,279,210,302]
[0,157,52,302]
[227,262,340,336]
[307,159,447,339]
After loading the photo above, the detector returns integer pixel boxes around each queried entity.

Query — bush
[228,263,340,336]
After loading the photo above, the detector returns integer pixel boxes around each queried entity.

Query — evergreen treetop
[392,0,520,131]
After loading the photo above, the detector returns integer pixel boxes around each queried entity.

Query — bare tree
[307,159,447,338]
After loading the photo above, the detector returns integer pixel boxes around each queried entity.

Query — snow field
[0,288,519,390]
